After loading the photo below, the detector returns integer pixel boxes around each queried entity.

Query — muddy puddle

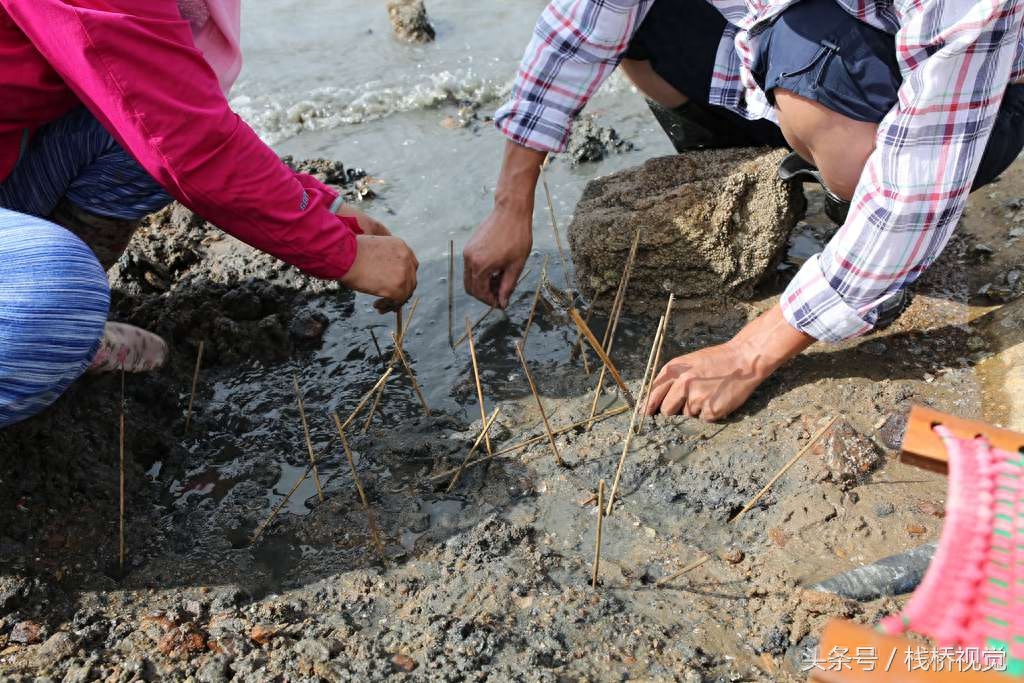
[2,158,1024,681]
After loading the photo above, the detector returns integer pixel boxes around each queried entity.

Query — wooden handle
[810,620,1012,682]
[900,405,1024,475]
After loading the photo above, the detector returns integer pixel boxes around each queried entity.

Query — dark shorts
[625,0,787,147]
[628,0,1024,190]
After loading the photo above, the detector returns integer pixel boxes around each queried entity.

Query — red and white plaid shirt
[496,0,1024,341]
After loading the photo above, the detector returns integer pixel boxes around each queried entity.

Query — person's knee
[620,59,688,109]
[0,217,109,427]
[774,89,878,201]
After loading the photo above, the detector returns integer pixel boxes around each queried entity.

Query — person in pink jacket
[0,0,419,427]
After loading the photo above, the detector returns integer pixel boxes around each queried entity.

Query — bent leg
[619,59,687,109]
[0,210,110,428]
[0,107,173,269]
[774,91,878,201]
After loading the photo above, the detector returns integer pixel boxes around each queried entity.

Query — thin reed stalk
[338,368,394,433]
[390,331,431,416]
[333,413,387,564]
[655,555,711,587]
[184,341,204,432]
[250,466,311,545]
[293,374,324,503]
[605,313,665,515]
[592,480,605,588]
[521,256,549,347]
[570,308,635,408]
[515,342,563,467]
[362,298,421,433]
[446,408,502,492]
[730,416,838,523]
[465,317,492,456]
[538,165,573,294]
[640,294,675,434]
[119,366,126,574]
[588,231,641,418]
[448,240,455,348]
[426,405,630,483]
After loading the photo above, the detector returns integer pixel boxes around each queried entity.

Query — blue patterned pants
[0,107,173,427]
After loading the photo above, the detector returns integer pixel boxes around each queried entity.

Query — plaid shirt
[496,0,1024,342]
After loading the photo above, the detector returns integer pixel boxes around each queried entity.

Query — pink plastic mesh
[880,425,1024,663]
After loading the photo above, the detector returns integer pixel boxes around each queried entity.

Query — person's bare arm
[463,141,547,308]
[645,303,814,421]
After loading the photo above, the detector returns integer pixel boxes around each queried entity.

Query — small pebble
[874,502,895,518]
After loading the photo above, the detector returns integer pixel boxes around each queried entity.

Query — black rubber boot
[647,99,759,152]
[776,152,851,225]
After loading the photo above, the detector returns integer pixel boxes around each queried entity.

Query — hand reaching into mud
[645,304,815,421]
[464,140,547,309]
[463,207,533,309]
[645,343,767,422]
[340,234,419,313]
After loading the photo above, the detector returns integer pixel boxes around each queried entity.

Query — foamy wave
[230,69,512,145]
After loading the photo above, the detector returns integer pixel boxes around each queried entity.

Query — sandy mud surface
[1,157,1023,682]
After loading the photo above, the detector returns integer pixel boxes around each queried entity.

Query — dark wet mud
[1,158,1022,681]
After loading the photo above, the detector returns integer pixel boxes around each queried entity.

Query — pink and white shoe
[89,322,169,374]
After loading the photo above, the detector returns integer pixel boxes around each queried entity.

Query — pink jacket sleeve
[1,0,360,279]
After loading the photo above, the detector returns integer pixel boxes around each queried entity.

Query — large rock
[387,0,436,43]
[568,148,805,310]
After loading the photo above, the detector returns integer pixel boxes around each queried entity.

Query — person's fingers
[463,250,499,308]
[659,374,693,416]
[684,394,702,418]
[700,405,721,423]
[496,260,525,310]
[645,369,674,415]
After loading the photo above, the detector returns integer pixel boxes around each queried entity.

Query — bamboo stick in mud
[361,298,420,433]
[390,331,431,417]
[521,256,549,347]
[332,413,387,565]
[730,416,839,523]
[592,480,605,589]
[368,328,386,369]
[119,366,126,575]
[293,374,324,503]
[465,316,492,456]
[184,340,204,433]
[448,239,455,349]
[640,294,675,434]
[338,368,394,433]
[569,308,636,408]
[604,313,665,516]
[360,377,388,435]
[588,230,641,419]
[446,407,502,492]
[515,341,564,467]
[425,405,630,484]
[539,165,573,294]
[655,555,711,588]
[576,294,599,375]
[250,465,312,545]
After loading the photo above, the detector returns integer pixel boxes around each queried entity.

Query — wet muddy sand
[1,158,1023,682]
